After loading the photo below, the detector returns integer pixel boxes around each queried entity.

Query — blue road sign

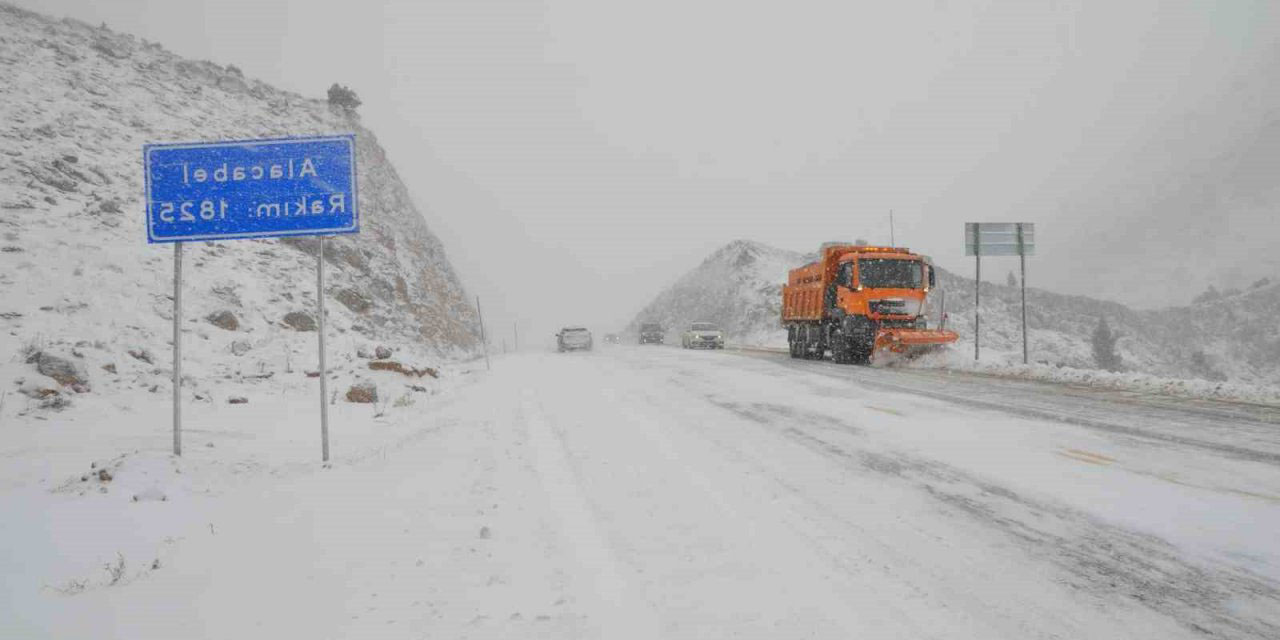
[144,135,358,243]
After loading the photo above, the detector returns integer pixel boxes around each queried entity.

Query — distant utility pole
[475,296,490,370]
[889,209,895,246]
[513,322,519,352]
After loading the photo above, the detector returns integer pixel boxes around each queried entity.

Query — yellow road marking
[865,405,905,417]
[1058,448,1116,465]
[1057,449,1280,502]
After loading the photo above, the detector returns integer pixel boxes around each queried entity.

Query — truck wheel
[832,336,853,364]
[805,337,822,360]
[841,316,877,365]
[848,330,876,364]
[814,328,828,360]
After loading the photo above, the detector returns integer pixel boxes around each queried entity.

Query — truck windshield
[858,259,922,289]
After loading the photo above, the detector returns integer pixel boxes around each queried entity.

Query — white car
[681,322,725,349]
[556,327,593,352]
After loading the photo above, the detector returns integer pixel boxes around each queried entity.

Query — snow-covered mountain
[633,239,1280,386]
[0,3,480,406]
[626,240,809,345]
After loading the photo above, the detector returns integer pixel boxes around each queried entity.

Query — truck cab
[830,249,936,325]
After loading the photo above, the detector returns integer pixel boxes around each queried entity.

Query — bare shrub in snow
[282,311,316,332]
[1188,349,1227,382]
[104,553,125,586]
[335,287,371,313]
[40,394,72,410]
[205,310,239,331]
[1091,316,1122,372]
[327,83,361,113]
[346,381,377,403]
[51,578,88,596]
[25,350,89,389]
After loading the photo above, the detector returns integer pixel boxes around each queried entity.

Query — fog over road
[11,346,1280,639]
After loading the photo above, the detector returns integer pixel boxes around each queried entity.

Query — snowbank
[906,345,1280,407]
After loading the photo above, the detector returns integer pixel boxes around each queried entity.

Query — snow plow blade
[874,328,959,355]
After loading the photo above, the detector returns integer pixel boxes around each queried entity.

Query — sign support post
[1018,223,1028,365]
[964,222,1036,365]
[317,237,329,462]
[173,241,183,456]
[972,225,980,361]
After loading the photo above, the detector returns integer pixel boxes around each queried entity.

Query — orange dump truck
[782,244,958,363]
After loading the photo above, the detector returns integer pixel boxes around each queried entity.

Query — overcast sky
[19,0,1280,341]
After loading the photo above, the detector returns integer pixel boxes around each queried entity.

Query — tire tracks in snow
[706,396,1280,640]
[518,388,663,639]
[736,350,1280,466]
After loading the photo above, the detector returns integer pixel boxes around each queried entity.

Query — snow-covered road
[5,346,1279,638]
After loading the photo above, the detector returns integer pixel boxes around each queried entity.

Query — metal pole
[476,296,490,370]
[172,241,183,456]
[1018,223,1028,365]
[513,322,519,352]
[973,226,980,361]
[318,237,329,462]
[889,209,895,246]
[939,288,947,331]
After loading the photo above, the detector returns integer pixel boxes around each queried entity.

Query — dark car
[639,322,665,345]
[556,327,593,352]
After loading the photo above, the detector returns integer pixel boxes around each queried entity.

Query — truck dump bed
[782,261,827,322]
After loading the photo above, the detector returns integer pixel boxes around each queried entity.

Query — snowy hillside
[626,240,808,346]
[0,4,480,411]
[634,239,1280,387]
[932,267,1280,386]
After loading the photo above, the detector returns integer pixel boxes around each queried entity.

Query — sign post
[965,222,1035,363]
[1018,224,1028,365]
[971,224,980,360]
[145,135,359,460]
[173,242,183,456]
[317,236,329,462]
